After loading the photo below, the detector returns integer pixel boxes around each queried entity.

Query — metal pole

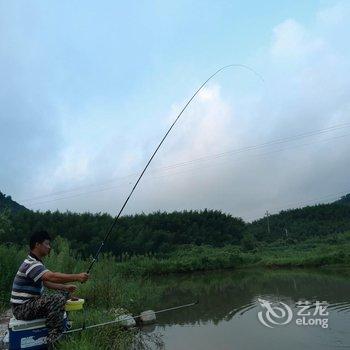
[265,210,270,235]
[64,301,198,334]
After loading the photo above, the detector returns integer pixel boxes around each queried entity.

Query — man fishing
[10,230,89,345]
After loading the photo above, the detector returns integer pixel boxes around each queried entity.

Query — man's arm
[43,281,77,293]
[42,271,89,284]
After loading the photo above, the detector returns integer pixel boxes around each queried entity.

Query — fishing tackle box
[8,313,67,350]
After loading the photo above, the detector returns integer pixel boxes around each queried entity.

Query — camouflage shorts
[12,292,69,344]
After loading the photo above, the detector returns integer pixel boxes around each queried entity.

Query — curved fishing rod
[87,64,263,274]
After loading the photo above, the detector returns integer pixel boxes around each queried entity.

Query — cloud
[127,3,350,220]
[316,2,348,25]
[160,85,235,163]
[0,58,62,198]
[4,2,350,221]
[270,19,324,58]
[0,4,63,198]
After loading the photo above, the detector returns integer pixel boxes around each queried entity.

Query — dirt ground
[0,309,11,349]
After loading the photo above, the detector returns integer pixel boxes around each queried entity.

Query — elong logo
[257,298,293,328]
[257,298,329,329]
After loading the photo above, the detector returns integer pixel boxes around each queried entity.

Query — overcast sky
[1,1,349,221]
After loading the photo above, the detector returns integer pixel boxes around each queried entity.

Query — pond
[143,267,350,350]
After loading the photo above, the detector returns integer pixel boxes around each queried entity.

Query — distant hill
[249,199,350,242]
[335,194,350,206]
[1,190,350,254]
[0,192,28,213]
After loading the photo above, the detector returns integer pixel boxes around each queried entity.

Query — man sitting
[10,231,89,345]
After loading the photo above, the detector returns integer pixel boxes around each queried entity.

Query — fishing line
[85,64,263,273]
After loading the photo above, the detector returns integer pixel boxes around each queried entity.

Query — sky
[1,0,350,221]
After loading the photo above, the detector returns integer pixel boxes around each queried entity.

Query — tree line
[0,208,245,256]
[1,191,350,256]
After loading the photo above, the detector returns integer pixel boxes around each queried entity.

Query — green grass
[1,232,350,348]
[108,233,350,276]
[253,231,350,268]
[0,243,26,311]
[0,240,167,348]
[2,233,350,309]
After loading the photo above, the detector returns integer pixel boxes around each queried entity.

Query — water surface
[143,267,350,349]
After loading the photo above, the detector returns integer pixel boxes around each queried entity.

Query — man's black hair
[29,231,51,250]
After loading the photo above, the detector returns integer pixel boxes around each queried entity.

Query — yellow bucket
[65,298,85,311]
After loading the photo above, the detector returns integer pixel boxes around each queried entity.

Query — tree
[241,233,257,251]
[0,210,14,243]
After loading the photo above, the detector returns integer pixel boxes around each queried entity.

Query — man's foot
[46,331,62,347]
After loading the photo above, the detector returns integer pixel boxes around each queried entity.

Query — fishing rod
[87,64,263,274]
[64,301,198,334]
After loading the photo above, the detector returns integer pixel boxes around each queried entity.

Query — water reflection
[147,268,350,349]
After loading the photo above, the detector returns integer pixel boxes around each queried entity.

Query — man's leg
[12,293,68,344]
[44,293,68,344]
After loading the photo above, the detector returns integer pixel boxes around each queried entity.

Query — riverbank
[1,232,350,307]
[1,265,349,349]
[0,233,349,348]
[110,230,350,276]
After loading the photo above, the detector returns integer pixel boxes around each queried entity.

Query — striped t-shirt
[10,253,49,305]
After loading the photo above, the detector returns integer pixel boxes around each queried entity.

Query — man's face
[36,239,51,257]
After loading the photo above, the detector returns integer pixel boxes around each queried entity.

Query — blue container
[9,314,67,350]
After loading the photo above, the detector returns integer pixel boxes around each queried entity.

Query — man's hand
[77,272,89,283]
[64,284,77,293]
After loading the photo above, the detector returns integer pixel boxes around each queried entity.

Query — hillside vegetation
[0,192,28,214]
[1,187,350,350]
[1,190,350,258]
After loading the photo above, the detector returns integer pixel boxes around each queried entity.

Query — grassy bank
[2,232,350,306]
[0,240,166,349]
[1,232,350,348]
[114,231,350,275]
